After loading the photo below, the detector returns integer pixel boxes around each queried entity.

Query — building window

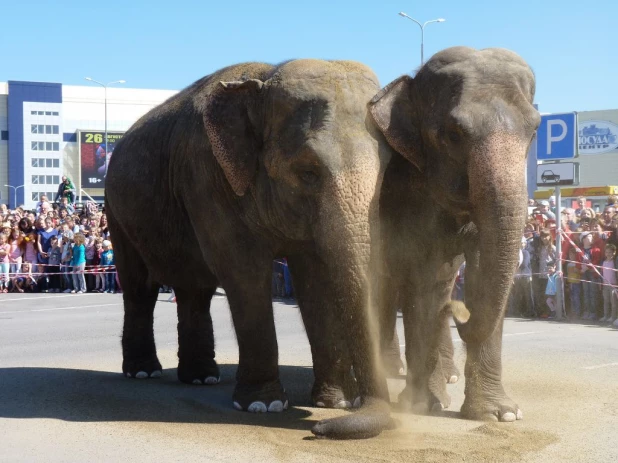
[45,158,52,168]
[38,111,44,115]
[31,111,37,115]
[32,175,39,184]
[39,158,45,165]
[32,192,40,201]
[45,175,52,184]
[53,142,59,151]
[53,159,59,168]
[31,124,44,134]
[53,175,59,184]
[52,112,59,116]
[31,158,39,167]
[45,111,51,116]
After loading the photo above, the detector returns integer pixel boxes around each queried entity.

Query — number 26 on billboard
[84,133,103,144]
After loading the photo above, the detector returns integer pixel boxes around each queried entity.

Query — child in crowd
[101,240,115,293]
[11,262,37,293]
[71,232,87,294]
[600,244,618,324]
[84,232,96,292]
[61,229,74,293]
[47,235,62,293]
[566,248,582,319]
[578,231,602,320]
[93,238,105,292]
[0,233,9,292]
[8,228,24,276]
[544,262,558,319]
[23,230,38,272]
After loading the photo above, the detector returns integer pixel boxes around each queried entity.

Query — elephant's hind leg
[175,285,220,385]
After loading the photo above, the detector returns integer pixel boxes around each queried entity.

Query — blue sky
[1,0,614,113]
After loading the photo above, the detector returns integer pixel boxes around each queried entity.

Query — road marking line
[583,362,618,370]
[0,303,121,314]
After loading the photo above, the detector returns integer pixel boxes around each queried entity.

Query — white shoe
[70,290,76,294]
[76,290,84,294]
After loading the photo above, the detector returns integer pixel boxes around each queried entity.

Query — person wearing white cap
[538,200,555,221]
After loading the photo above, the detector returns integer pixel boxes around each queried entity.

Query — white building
[0,81,177,209]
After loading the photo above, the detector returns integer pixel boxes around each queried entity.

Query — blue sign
[537,113,577,160]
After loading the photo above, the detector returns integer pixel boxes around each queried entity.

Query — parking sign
[536,113,577,160]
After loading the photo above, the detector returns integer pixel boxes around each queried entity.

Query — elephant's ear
[369,76,425,172]
[203,79,264,196]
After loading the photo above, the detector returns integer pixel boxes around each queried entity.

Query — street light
[398,12,445,66]
[4,184,24,209]
[84,77,126,177]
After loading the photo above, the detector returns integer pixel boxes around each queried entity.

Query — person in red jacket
[577,231,602,320]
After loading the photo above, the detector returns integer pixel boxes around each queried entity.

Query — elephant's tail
[441,300,470,324]
[311,397,393,440]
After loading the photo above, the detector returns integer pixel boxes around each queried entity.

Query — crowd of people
[507,195,618,327]
[0,176,117,294]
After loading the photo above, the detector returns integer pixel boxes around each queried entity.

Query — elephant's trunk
[311,169,391,439]
[458,133,528,344]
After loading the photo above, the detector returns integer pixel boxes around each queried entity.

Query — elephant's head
[369,47,540,342]
[202,60,392,436]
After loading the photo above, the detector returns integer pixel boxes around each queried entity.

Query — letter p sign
[537,113,576,160]
[547,120,567,155]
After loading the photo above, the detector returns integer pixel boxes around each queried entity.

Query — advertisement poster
[79,130,124,188]
[578,109,618,156]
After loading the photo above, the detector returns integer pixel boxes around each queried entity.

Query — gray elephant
[369,47,540,421]
[105,59,392,439]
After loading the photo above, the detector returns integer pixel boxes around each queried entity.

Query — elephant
[368,47,540,421]
[105,59,393,439]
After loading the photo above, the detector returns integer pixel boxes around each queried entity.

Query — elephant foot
[461,389,522,422]
[122,355,163,379]
[312,369,358,409]
[398,382,451,414]
[382,352,405,378]
[177,359,220,385]
[441,355,460,384]
[232,379,289,413]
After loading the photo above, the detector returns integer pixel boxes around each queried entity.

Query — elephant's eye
[299,170,319,185]
[447,130,461,144]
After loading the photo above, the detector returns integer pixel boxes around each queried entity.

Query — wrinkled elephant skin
[105,59,392,439]
[369,47,540,421]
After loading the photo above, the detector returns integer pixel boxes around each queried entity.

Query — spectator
[537,200,556,221]
[607,195,618,207]
[11,262,37,293]
[56,176,76,205]
[37,217,58,293]
[544,261,558,319]
[84,232,96,291]
[561,208,578,231]
[58,208,69,223]
[601,206,615,229]
[71,232,87,294]
[47,235,62,293]
[101,240,115,293]
[0,232,9,293]
[566,248,582,319]
[549,196,557,213]
[22,230,39,272]
[8,228,24,277]
[578,231,602,320]
[575,196,587,218]
[18,217,35,235]
[272,260,285,298]
[93,238,105,292]
[61,227,74,293]
[529,228,556,317]
[599,244,617,324]
[59,197,75,215]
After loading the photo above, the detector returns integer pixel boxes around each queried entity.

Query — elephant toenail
[334,400,351,409]
[267,401,284,412]
[233,401,243,411]
[248,401,267,413]
[501,412,517,422]
[192,379,203,385]
[353,397,361,408]
[204,376,220,385]
[315,401,326,408]
[448,375,458,384]
[516,409,523,420]
[431,403,445,413]
[150,370,162,378]
[135,371,148,379]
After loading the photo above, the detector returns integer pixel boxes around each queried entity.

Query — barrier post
[555,186,563,319]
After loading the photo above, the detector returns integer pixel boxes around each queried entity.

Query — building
[0,81,177,209]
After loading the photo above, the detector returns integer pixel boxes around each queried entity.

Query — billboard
[79,130,125,188]
[578,109,618,156]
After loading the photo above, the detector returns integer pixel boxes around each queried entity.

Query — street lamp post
[84,77,126,183]
[398,12,445,65]
[4,184,24,209]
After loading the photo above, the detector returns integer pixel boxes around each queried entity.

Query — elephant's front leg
[221,266,288,413]
[459,319,522,422]
[288,254,357,409]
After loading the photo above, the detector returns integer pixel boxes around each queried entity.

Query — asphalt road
[0,292,617,462]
